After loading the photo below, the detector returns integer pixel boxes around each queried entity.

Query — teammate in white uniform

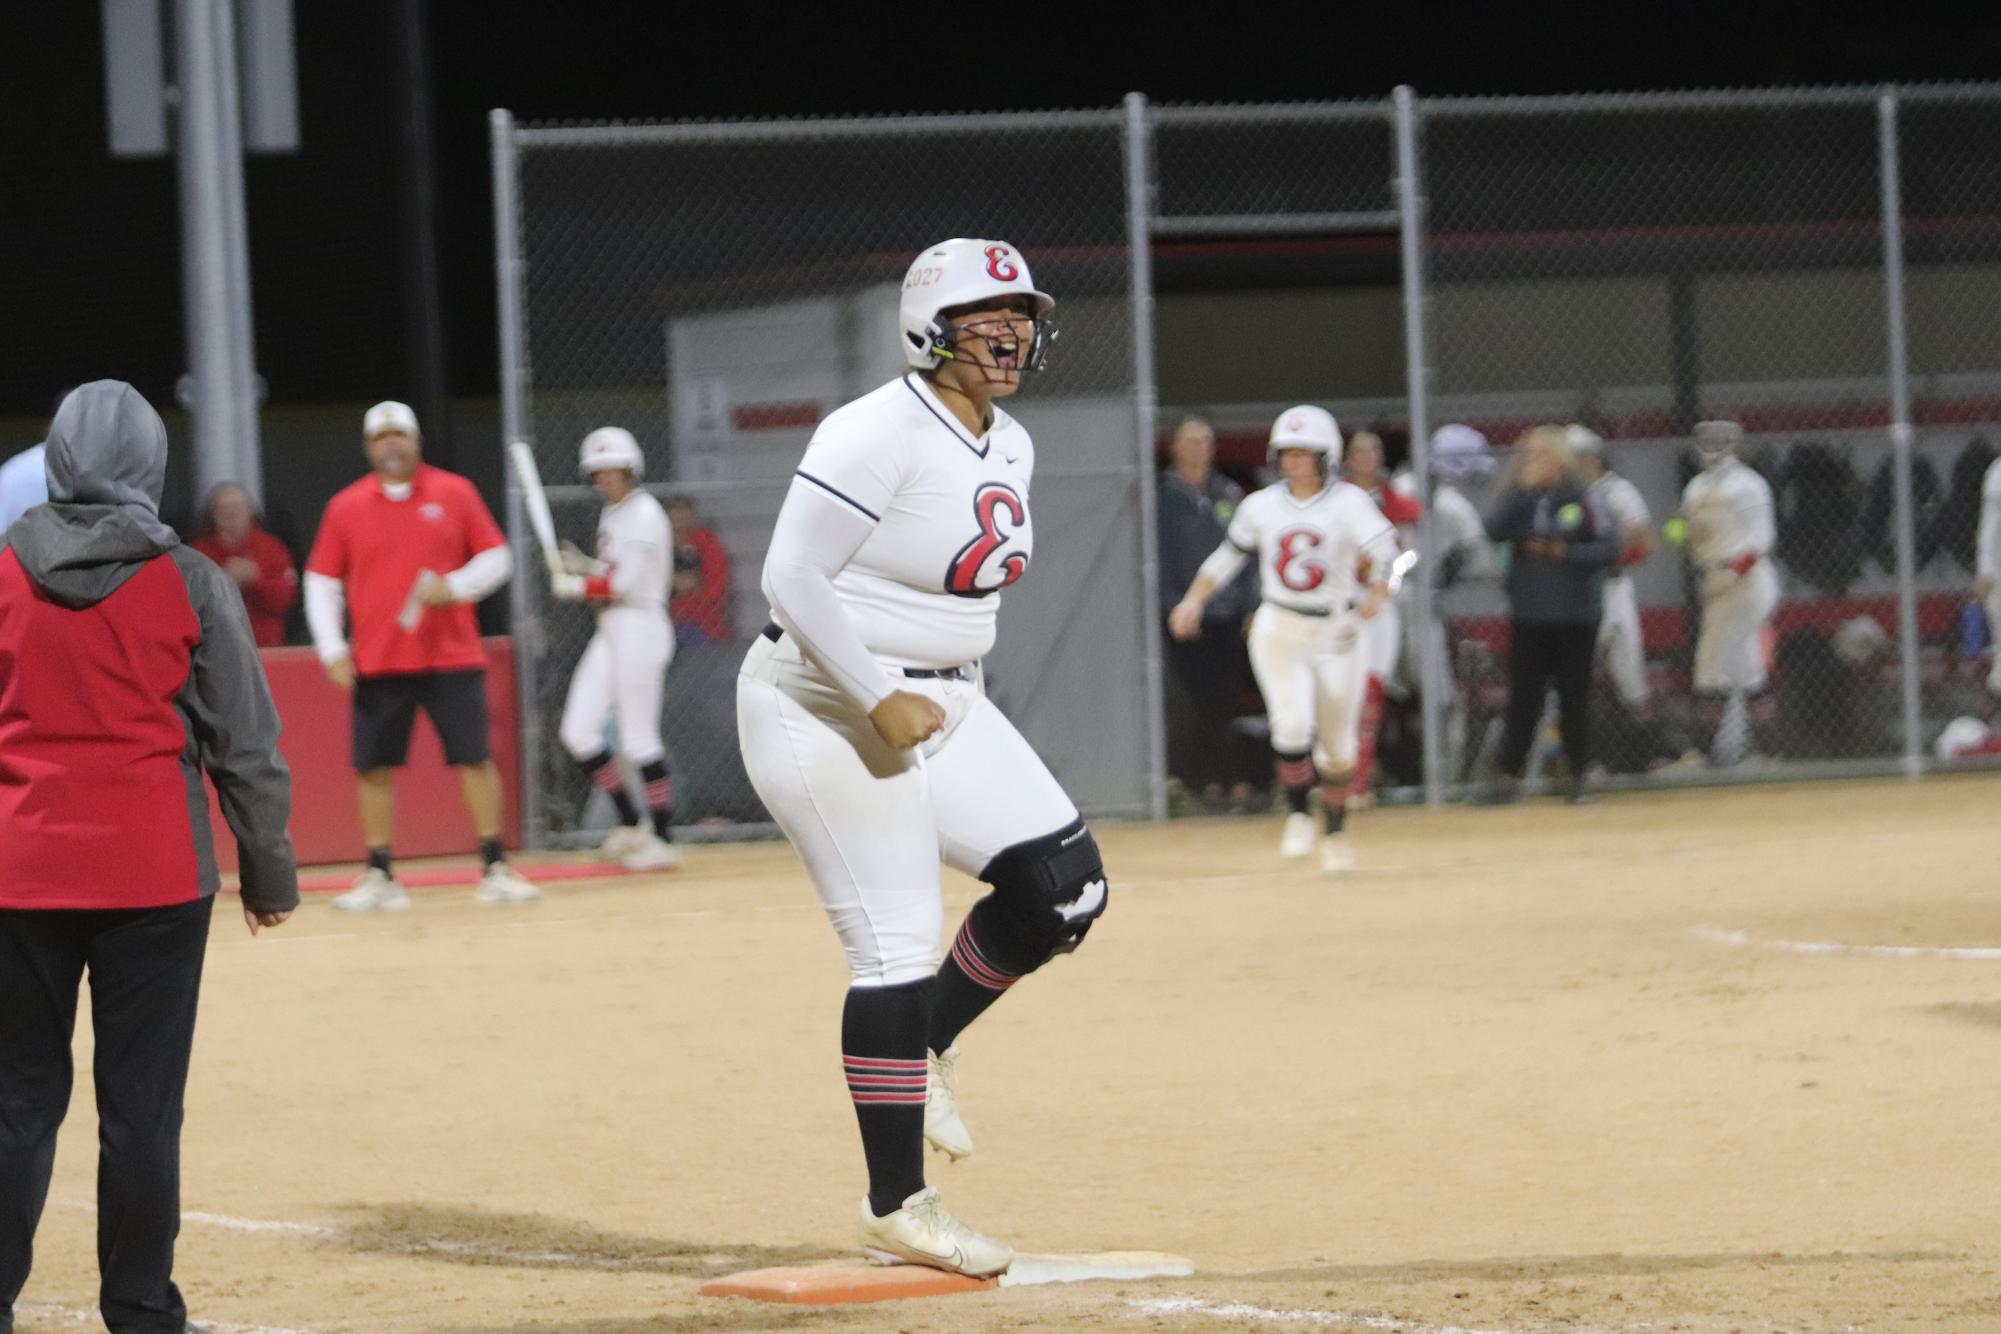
[548,427,679,872]
[1678,420,1779,765]
[1568,426,1654,713]
[1976,455,2001,702]
[735,239,1106,1279]
[1169,407,1395,874]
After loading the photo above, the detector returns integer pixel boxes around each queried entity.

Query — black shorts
[352,668,491,770]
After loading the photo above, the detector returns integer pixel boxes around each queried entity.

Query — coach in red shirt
[190,482,298,646]
[304,401,536,910]
[0,381,297,1333]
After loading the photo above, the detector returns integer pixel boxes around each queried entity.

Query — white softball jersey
[1681,457,1775,572]
[1202,480,1396,616]
[739,373,1078,987]
[593,489,674,613]
[558,489,675,765]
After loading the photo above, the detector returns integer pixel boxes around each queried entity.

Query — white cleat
[1279,811,1316,858]
[923,1046,974,1162]
[330,867,409,913]
[858,1187,1013,1277]
[619,832,681,873]
[473,861,541,905]
[1319,833,1357,875]
[598,825,649,861]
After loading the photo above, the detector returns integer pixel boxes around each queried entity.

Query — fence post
[1395,86,1445,807]
[491,108,546,846]
[1124,91,1169,820]
[1877,90,1925,781]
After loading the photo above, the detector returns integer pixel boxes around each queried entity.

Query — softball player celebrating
[736,239,1108,1278]
[549,427,678,872]
[1169,407,1396,873]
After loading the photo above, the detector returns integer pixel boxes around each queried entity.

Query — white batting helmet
[363,400,419,440]
[1268,405,1343,468]
[898,238,1056,371]
[1565,424,1604,455]
[1430,423,1495,479]
[578,426,644,477]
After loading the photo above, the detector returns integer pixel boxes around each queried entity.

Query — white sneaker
[473,862,541,905]
[1279,811,1316,858]
[858,1187,1012,1277]
[331,867,409,913]
[599,825,649,861]
[1320,833,1357,875]
[923,1047,973,1162]
[619,832,681,873]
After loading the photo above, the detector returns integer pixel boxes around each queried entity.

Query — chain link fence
[494,85,2001,840]
[495,110,1160,846]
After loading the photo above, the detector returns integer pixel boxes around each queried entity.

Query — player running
[736,239,1108,1279]
[1169,407,1396,873]
[549,427,679,872]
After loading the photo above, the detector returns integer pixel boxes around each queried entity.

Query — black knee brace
[972,817,1109,970]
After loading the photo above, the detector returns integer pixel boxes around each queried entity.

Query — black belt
[761,622,975,683]
[1264,600,1332,618]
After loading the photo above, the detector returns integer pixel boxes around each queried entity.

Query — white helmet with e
[899,238,1056,373]
[1268,404,1343,475]
[578,426,644,478]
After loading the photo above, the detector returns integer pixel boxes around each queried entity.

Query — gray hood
[6,380,180,609]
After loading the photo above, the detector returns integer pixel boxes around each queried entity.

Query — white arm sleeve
[443,544,513,604]
[1979,468,2001,579]
[1747,484,1777,557]
[303,571,348,665]
[761,479,897,712]
[1193,539,1251,591]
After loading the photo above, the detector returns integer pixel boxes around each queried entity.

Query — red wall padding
[206,639,522,870]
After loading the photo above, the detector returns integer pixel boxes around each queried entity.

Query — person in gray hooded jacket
[0,381,298,1334]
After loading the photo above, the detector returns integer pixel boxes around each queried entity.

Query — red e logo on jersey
[1275,526,1326,592]
[984,245,1018,282]
[946,483,1029,597]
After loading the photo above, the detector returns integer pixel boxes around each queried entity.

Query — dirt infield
[15,775,2001,1333]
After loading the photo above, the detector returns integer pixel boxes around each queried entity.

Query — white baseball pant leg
[1248,605,1320,757]
[1694,562,1780,694]
[1597,575,1649,706]
[737,633,942,988]
[559,610,674,764]
[1309,620,1370,777]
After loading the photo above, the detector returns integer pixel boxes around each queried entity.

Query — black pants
[1497,620,1600,781]
[0,896,213,1334]
[1163,618,1252,793]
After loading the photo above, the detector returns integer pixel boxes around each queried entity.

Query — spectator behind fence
[190,482,299,647]
[1978,449,2001,709]
[304,399,537,912]
[1477,425,1619,805]
[665,494,734,648]
[0,381,297,1333]
[1344,429,1421,803]
[1676,420,1779,767]
[1156,415,1260,811]
[1568,426,1655,719]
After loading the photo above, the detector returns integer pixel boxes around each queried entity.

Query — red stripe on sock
[951,926,1018,992]
[841,1056,926,1070]
[849,1092,927,1104]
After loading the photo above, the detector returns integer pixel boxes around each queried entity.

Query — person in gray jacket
[1478,424,1621,804]
[0,381,298,1334]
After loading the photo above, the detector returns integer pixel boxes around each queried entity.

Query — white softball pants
[1694,562,1780,694]
[1247,603,1368,775]
[559,608,674,765]
[736,631,1079,988]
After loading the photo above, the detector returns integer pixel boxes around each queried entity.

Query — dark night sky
[4,2,1997,420]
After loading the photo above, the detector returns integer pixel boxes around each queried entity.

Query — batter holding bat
[305,401,537,910]
[540,428,680,872]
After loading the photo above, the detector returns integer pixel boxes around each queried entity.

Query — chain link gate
[492,109,1162,847]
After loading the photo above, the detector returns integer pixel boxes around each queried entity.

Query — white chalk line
[1691,924,2001,961]
[15,1302,311,1334]
[1128,1297,1534,1333]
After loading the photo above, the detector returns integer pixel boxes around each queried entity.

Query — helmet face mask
[929,297,1057,389]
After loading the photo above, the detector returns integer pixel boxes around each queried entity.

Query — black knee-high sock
[929,900,1031,1054]
[576,750,640,827]
[639,759,674,841]
[843,978,931,1217]
[1275,749,1314,815]
[1319,776,1349,835]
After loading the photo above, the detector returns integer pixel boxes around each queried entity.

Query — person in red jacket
[304,400,535,910]
[0,381,297,1334]
[665,494,734,647]
[190,482,298,647]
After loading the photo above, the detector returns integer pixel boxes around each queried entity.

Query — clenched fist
[869,690,947,750]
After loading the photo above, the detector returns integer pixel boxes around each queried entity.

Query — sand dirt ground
[13,775,2001,1333]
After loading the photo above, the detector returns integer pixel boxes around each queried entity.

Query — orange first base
[699,1264,999,1305]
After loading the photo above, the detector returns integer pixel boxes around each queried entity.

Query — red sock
[1351,676,1385,799]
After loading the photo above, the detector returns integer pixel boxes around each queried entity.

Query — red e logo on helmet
[984,245,1018,282]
